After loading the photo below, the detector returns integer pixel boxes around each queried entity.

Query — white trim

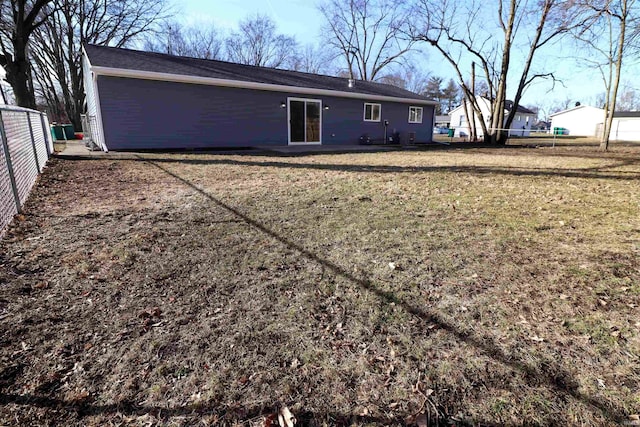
[363,102,381,122]
[408,106,424,124]
[82,46,109,152]
[90,65,438,106]
[287,97,322,145]
[92,73,108,152]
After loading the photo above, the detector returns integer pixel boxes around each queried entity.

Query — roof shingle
[84,44,433,102]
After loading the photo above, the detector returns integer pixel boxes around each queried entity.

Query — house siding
[550,106,604,137]
[448,98,533,138]
[610,117,640,141]
[97,76,434,150]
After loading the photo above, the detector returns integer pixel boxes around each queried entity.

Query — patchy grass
[1,144,639,426]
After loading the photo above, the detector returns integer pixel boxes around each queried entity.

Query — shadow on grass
[0,392,427,426]
[145,160,627,422]
[4,154,630,424]
[57,142,640,180]
[134,155,640,181]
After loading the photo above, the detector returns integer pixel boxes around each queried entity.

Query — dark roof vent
[575,102,581,107]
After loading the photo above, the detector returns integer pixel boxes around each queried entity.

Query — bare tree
[144,20,223,60]
[616,82,640,110]
[573,0,639,150]
[0,0,53,108]
[30,0,170,127]
[318,0,414,81]
[376,63,430,94]
[225,14,298,68]
[409,0,584,144]
[289,44,335,74]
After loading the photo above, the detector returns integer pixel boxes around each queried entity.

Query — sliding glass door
[288,98,322,144]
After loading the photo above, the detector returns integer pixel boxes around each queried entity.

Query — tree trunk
[5,45,37,109]
[3,25,38,109]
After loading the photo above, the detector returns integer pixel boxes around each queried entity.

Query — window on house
[459,115,467,126]
[364,103,381,122]
[517,115,521,121]
[408,106,423,123]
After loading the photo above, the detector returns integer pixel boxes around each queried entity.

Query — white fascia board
[90,66,438,106]
[82,48,109,152]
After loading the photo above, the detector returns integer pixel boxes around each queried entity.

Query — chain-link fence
[0,105,54,237]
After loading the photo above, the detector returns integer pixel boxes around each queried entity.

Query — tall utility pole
[471,62,477,141]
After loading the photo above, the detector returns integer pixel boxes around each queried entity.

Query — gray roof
[84,44,433,102]
[504,100,536,115]
[614,111,640,118]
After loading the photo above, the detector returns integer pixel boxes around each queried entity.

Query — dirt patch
[1,146,639,426]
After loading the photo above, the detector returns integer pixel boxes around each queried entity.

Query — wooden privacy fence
[0,105,54,237]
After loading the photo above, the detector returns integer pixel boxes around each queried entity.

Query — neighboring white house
[549,105,605,136]
[609,112,640,141]
[548,105,640,141]
[448,97,535,138]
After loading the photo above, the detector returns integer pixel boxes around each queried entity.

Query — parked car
[433,127,450,134]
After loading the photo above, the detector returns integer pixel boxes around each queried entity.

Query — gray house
[82,45,437,151]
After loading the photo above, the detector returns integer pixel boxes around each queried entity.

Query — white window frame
[408,106,423,124]
[364,103,381,122]
[287,97,323,146]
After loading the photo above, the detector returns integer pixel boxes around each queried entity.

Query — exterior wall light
[324,105,330,110]
[280,101,286,108]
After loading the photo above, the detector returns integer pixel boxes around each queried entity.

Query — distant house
[549,105,605,136]
[448,97,535,138]
[608,111,640,141]
[82,45,437,151]
[434,115,451,128]
[533,121,551,132]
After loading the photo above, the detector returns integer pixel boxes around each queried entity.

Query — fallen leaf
[388,262,396,270]
[262,413,278,427]
[278,406,296,427]
[597,378,606,389]
[529,335,544,343]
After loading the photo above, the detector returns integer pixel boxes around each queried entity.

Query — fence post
[40,113,51,157]
[26,112,41,173]
[0,110,22,213]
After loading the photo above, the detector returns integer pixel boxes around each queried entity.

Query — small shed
[82,45,437,151]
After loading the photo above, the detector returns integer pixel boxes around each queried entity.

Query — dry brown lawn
[0,144,639,426]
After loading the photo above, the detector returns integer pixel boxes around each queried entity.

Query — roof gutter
[90,65,438,106]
